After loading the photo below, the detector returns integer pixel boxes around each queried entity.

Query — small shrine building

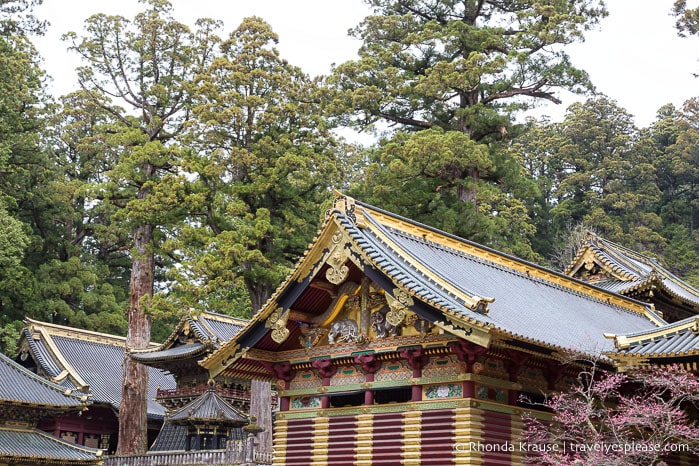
[129,311,254,452]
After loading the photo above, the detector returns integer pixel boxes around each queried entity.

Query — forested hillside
[2,0,699,358]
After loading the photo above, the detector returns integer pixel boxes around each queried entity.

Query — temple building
[0,352,103,465]
[200,193,670,465]
[167,380,249,451]
[15,318,176,452]
[101,312,273,466]
[566,230,699,322]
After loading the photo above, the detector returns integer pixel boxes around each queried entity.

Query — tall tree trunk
[116,223,154,455]
[250,379,273,452]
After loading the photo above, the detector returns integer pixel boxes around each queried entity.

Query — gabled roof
[0,352,88,408]
[566,231,699,309]
[0,426,102,464]
[202,193,664,375]
[18,318,175,418]
[168,383,248,426]
[606,315,699,363]
[130,311,247,365]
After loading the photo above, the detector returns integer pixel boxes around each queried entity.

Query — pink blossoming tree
[522,359,699,465]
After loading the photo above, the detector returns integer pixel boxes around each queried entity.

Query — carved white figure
[327,318,358,344]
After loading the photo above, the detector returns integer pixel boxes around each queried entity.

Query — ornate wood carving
[386,288,413,327]
[311,357,337,381]
[298,324,326,349]
[353,353,381,375]
[400,346,429,372]
[450,338,487,372]
[261,361,296,389]
[326,249,350,285]
[265,308,290,344]
[327,318,358,344]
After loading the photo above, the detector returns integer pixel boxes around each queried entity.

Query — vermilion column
[311,357,337,409]
[450,338,487,399]
[354,352,381,405]
[400,347,429,402]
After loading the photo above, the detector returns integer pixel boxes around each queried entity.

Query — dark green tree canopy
[170,16,342,313]
[331,0,606,139]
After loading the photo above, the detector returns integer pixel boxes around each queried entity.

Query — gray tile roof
[611,316,699,358]
[0,353,86,407]
[50,335,173,417]
[196,312,246,343]
[168,386,248,425]
[130,342,208,364]
[0,426,102,463]
[205,195,667,370]
[149,423,187,452]
[339,200,662,354]
[24,331,62,378]
[130,312,246,366]
[20,321,175,419]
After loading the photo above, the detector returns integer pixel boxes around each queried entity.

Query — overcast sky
[32,0,699,129]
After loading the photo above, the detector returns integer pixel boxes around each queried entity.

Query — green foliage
[0,320,22,356]
[352,127,539,259]
[62,2,224,452]
[61,0,222,332]
[673,0,699,37]
[331,0,603,259]
[0,0,46,36]
[167,16,341,312]
[331,0,606,137]
[514,96,666,263]
[5,0,699,355]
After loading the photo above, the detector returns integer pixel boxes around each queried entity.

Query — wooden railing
[104,449,227,466]
[156,385,278,405]
[103,439,273,466]
[157,385,250,399]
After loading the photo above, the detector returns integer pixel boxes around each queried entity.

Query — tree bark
[116,223,154,455]
[249,379,273,453]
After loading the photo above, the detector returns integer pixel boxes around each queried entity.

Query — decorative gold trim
[311,416,329,464]
[402,410,421,464]
[437,318,491,348]
[355,413,373,464]
[278,397,543,420]
[386,289,411,326]
[27,324,89,389]
[314,281,360,327]
[25,317,146,347]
